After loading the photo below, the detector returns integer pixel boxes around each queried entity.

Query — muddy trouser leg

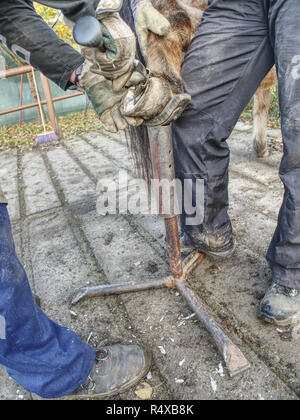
[173,0,274,248]
[267,0,300,290]
[0,205,95,398]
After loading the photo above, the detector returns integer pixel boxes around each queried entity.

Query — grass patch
[241,87,281,129]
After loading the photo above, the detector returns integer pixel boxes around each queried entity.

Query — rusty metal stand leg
[40,73,60,137]
[71,125,251,377]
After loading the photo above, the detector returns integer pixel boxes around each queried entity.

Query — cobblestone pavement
[0,123,299,400]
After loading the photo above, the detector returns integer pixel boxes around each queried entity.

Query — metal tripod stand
[71,125,251,378]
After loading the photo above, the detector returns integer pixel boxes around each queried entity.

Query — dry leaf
[135,382,153,400]
[0,109,101,152]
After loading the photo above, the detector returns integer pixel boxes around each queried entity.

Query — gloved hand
[82,0,137,92]
[78,60,143,133]
[121,75,191,127]
[135,0,171,57]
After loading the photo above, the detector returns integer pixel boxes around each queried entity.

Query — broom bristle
[36,131,60,145]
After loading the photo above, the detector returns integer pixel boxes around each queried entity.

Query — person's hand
[135,0,171,57]
[81,1,137,92]
[78,60,143,133]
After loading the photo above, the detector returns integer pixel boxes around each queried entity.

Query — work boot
[65,344,151,400]
[179,232,196,256]
[182,230,236,259]
[260,283,300,327]
[167,231,235,258]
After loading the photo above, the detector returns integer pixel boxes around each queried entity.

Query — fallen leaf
[0,109,102,153]
[135,382,153,400]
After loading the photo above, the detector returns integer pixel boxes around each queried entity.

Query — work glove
[121,75,191,127]
[81,0,137,92]
[78,60,143,133]
[135,0,171,57]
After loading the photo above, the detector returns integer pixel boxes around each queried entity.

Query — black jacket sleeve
[33,0,99,21]
[0,0,84,89]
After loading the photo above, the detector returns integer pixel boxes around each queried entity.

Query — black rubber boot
[65,344,151,400]
[260,283,300,327]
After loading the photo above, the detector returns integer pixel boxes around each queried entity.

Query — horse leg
[252,86,271,158]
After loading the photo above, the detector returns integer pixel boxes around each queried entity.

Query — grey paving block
[46,147,95,204]
[82,132,133,171]
[28,210,122,344]
[22,151,60,216]
[0,150,19,221]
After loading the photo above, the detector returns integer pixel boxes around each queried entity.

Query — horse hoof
[253,140,269,158]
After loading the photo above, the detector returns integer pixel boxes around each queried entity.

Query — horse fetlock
[253,136,269,158]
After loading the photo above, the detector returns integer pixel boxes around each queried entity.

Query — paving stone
[0,150,19,221]
[82,131,133,171]
[22,151,60,216]
[28,210,122,344]
[46,147,95,204]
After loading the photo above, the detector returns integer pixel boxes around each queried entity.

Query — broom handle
[31,67,47,133]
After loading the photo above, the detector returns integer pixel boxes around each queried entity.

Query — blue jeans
[0,204,95,399]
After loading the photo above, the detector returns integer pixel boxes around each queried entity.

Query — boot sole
[182,242,236,260]
[64,348,152,400]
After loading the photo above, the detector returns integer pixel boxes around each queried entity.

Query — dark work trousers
[173,0,300,290]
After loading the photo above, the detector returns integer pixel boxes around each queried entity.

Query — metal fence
[0,53,86,127]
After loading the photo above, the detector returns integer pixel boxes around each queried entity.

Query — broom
[31,68,59,144]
